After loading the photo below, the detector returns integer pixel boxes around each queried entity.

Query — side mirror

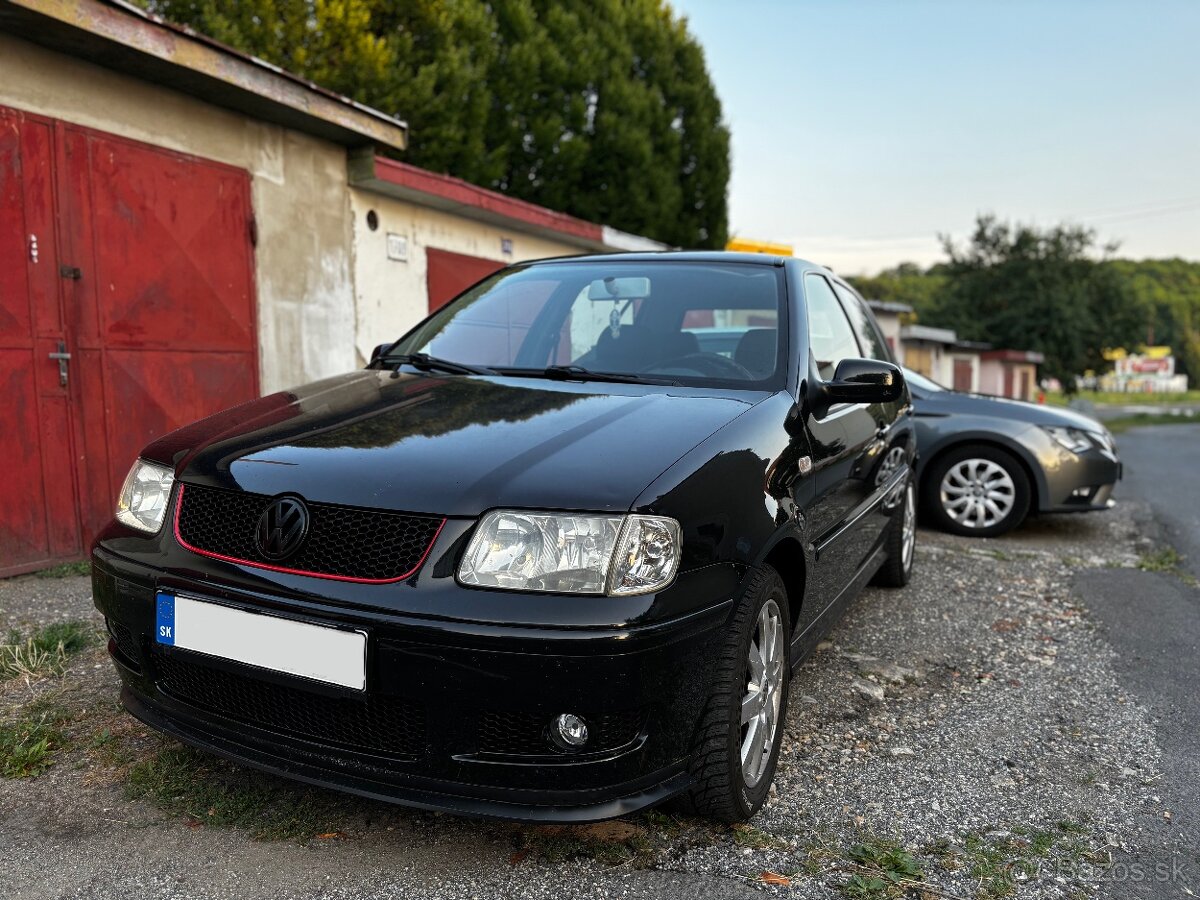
[370,343,391,365]
[819,358,904,408]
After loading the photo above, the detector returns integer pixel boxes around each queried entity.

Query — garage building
[0,0,661,575]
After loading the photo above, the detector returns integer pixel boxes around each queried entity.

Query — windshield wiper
[501,365,681,387]
[380,352,494,376]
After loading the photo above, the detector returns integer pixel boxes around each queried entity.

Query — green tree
[847,262,947,320]
[139,0,729,247]
[930,215,1144,386]
[1106,258,1200,378]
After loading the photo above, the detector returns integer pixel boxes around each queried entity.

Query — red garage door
[0,106,258,576]
[426,247,504,313]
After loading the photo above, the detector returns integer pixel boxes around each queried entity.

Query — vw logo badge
[255,496,310,561]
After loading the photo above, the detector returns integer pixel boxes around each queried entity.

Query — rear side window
[805,274,860,380]
[833,283,891,363]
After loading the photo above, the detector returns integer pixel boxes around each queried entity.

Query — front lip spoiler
[120,686,691,824]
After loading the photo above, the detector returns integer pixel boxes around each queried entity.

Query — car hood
[914,389,1106,432]
[143,370,758,516]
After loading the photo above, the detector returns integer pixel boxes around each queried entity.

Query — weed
[1139,547,1182,572]
[0,705,71,778]
[0,620,99,680]
[1136,546,1197,587]
[33,561,92,578]
[732,822,789,850]
[962,832,1019,898]
[841,837,923,898]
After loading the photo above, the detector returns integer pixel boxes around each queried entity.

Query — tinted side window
[805,274,860,380]
[834,283,890,362]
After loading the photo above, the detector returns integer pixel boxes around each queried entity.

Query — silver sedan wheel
[902,481,916,569]
[741,598,784,788]
[875,445,906,488]
[939,458,1016,529]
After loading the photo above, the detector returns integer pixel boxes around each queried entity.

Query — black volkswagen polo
[92,252,916,823]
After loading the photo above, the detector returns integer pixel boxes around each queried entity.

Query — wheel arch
[918,434,1045,511]
[756,531,808,639]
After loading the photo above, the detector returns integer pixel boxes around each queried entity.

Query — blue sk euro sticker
[155,592,175,645]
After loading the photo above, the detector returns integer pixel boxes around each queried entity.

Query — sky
[672,0,1200,276]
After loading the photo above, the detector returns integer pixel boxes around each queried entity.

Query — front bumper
[92,545,731,822]
[1039,449,1123,513]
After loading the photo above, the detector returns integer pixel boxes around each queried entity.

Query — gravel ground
[0,504,1191,899]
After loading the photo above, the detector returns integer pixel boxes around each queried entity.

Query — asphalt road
[1115,425,1200,580]
[1076,423,1200,898]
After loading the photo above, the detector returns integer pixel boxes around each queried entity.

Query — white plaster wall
[0,33,355,394]
[349,189,586,364]
[871,312,904,364]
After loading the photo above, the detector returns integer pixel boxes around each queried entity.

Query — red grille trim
[172,484,445,584]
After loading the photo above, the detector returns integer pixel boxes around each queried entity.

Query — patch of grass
[732,822,789,850]
[841,838,923,899]
[1139,546,1182,572]
[125,743,347,840]
[32,560,91,578]
[0,620,99,680]
[1044,389,1200,408]
[0,703,72,778]
[1137,546,1198,587]
[958,826,1089,899]
[962,833,1022,899]
[1105,412,1198,434]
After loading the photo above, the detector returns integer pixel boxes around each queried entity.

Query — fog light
[551,713,589,749]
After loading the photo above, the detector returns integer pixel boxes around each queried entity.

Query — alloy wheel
[875,445,907,488]
[939,458,1015,529]
[741,597,784,787]
[902,481,916,570]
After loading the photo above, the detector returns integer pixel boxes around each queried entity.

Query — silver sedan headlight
[1043,425,1093,454]
[458,510,681,596]
[115,459,175,533]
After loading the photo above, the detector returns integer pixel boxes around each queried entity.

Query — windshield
[387,261,788,389]
[903,367,948,393]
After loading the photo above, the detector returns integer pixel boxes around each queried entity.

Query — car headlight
[116,459,175,533]
[458,510,681,596]
[1043,426,1093,454]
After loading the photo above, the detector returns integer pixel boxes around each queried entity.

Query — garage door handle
[48,342,71,387]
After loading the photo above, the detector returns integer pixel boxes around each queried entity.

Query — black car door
[792,274,893,627]
[833,280,909,547]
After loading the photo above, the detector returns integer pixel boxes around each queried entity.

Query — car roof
[517,250,827,271]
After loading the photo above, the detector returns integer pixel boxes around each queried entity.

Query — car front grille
[174,483,443,582]
[152,648,426,759]
[477,708,646,756]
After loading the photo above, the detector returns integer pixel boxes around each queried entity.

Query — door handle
[48,341,71,387]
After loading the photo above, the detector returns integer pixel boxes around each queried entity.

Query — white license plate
[155,593,366,690]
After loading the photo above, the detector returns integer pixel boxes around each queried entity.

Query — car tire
[873,477,916,587]
[922,444,1032,537]
[674,564,790,822]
